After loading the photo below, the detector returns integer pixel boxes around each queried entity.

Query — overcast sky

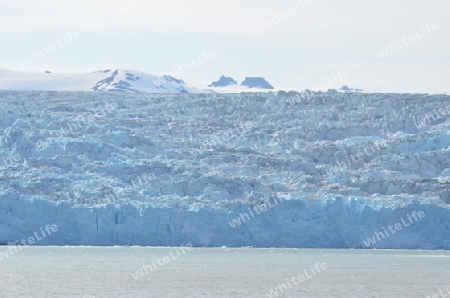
[1,0,449,92]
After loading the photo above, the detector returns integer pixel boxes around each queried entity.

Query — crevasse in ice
[0,90,449,248]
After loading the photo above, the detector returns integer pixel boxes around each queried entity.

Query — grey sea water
[0,247,449,297]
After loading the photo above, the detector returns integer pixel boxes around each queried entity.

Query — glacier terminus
[0,90,449,249]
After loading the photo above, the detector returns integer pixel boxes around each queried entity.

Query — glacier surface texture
[0,90,449,248]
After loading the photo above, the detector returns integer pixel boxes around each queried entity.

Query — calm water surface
[0,247,449,297]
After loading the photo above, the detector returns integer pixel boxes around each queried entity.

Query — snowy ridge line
[0,69,208,93]
[152,50,215,87]
[0,91,449,248]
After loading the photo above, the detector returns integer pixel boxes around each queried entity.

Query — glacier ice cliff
[0,90,449,248]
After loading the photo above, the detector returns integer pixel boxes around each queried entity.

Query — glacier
[0,90,449,249]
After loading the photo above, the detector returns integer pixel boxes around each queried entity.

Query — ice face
[0,90,449,248]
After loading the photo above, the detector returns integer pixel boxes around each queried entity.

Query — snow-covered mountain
[0,90,449,248]
[208,75,237,87]
[340,85,364,92]
[207,76,276,93]
[0,69,207,93]
[241,77,274,89]
[0,69,279,94]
